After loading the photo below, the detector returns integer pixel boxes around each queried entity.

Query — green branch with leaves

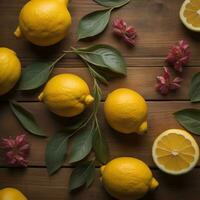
[8,0,130,191]
[9,44,126,191]
[77,0,130,40]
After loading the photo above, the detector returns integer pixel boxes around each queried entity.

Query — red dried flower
[156,67,182,95]
[0,134,30,167]
[166,40,190,72]
[113,19,137,46]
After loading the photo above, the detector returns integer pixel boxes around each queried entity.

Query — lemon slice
[152,129,199,175]
[180,0,200,32]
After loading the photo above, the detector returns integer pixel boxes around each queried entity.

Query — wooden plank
[1,0,200,66]
[1,0,200,199]
[0,101,199,167]
[0,168,200,200]
[1,66,199,101]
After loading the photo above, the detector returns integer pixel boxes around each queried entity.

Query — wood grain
[1,0,200,66]
[1,0,200,199]
[0,168,200,200]
[1,66,199,102]
[0,101,199,167]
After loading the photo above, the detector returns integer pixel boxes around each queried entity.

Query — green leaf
[18,54,65,90]
[75,44,127,75]
[45,131,69,175]
[94,0,130,8]
[174,109,200,135]
[69,125,94,163]
[189,72,200,103]
[69,161,95,191]
[9,101,46,137]
[93,124,109,164]
[85,163,95,188]
[77,9,112,40]
[18,62,52,90]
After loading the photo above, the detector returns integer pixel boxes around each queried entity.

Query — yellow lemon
[0,188,27,200]
[152,129,199,175]
[0,48,21,96]
[180,0,200,32]
[100,157,159,200]
[104,88,148,134]
[38,73,94,117]
[14,0,71,46]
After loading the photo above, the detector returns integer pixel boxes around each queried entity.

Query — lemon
[0,188,27,200]
[0,48,21,96]
[14,0,72,46]
[38,73,94,117]
[180,0,200,32]
[152,129,199,175]
[100,157,159,200]
[104,88,148,134]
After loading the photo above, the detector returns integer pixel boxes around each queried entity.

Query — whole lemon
[14,0,71,46]
[0,188,27,200]
[0,48,21,96]
[38,73,94,117]
[104,88,148,134]
[100,157,159,200]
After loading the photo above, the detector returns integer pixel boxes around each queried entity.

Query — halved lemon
[152,129,199,175]
[180,0,200,32]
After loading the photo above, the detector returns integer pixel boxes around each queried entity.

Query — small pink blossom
[156,67,182,95]
[166,40,190,72]
[113,19,137,46]
[0,134,30,167]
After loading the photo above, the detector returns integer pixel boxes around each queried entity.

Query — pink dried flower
[156,67,183,95]
[113,19,137,46]
[0,134,30,167]
[166,40,190,72]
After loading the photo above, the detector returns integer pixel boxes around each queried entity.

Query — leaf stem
[68,112,94,139]
[50,53,67,70]
[63,49,101,56]
[49,53,67,75]
[94,115,100,133]
[62,50,76,53]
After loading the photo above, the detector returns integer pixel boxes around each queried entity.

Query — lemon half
[180,0,200,32]
[152,129,199,175]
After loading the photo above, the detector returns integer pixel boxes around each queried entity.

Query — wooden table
[1,0,200,199]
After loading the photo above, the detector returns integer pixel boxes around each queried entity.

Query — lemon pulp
[152,129,199,175]
[180,0,200,31]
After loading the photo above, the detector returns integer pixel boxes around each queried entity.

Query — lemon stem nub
[138,121,148,135]
[14,27,23,38]
[38,92,44,101]
[149,178,159,190]
[100,166,105,175]
[84,95,94,105]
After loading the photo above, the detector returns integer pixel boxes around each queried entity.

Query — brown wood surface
[0,101,200,167]
[0,66,200,102]
[1,168,200,200]
[1,0,200,199]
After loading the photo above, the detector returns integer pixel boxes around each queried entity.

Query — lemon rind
[152,129,199,175]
